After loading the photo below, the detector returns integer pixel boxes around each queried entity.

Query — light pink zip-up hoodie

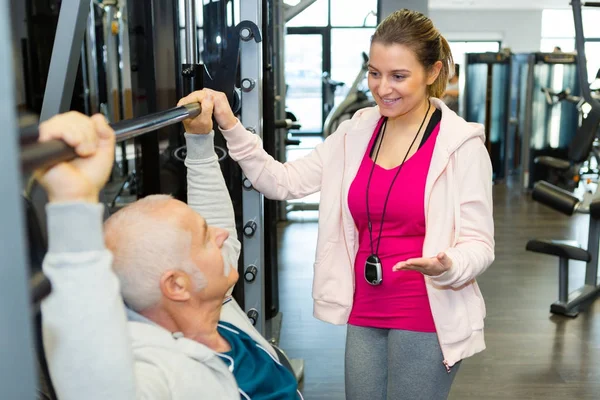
[221,98,495,368]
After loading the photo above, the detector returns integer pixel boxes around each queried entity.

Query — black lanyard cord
[365,101,432,257]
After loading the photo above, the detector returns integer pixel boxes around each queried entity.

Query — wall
[379,0,429,21]
[429,9,543,53]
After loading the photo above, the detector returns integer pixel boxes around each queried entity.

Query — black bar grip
[531,181,580,216]
[30,271,52,306]
[274,119,287,129]
[112,103,201,142]
[285,139,301,146]
[590,198,600,220]
[583,2,600,6]
[20,103,201,173]
[20,140,77,173]
[274,119,302,130]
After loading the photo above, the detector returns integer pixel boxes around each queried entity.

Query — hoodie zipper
[423,150,458,374]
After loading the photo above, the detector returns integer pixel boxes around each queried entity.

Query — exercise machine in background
[511,52,581,191]
[323,52,375,138]
[533,86,600,191]
[525,0,600,318]
[462,51,512,182]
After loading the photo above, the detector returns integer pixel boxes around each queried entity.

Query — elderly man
[39,91,300,399]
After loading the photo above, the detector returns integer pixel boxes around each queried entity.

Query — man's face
[184,208,239,301]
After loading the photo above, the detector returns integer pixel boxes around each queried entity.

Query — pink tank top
[347,115,440,332]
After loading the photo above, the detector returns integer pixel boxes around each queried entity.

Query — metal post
[520,55,535,191]
[40,0,92,121]
[460,55,469,120]
[104,0,121,122]
[0,0,37,396]
[558,258,569,303]
[181,0,199,119]
[85,1,100,114]
[184,0,198,65]
[504,60,513,180]
[240,0,266,335]
[80,42,91,116]
[119,0,134,121]
[274,0,288,222]
[118,0,133,177]
[585,219,600,286]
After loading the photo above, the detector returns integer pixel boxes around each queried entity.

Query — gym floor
[277,180,600,399]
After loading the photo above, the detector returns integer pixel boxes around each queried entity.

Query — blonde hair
[104,195,206,312]
[372,9,454,98]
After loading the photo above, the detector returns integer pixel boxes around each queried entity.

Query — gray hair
[104,195,206,312]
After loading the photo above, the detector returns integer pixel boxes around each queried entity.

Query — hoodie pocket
[433,289,471,344]
[313,241,353,307]
[464,283,485,330]
[431,283,482,345]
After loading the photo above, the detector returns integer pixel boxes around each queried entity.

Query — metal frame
[262,0,281,324]
[1,0,38,396]
[239,0,266,335]
[131,0,180,197]
[286,26,330,136]
[572,0,600,311]
[519,53,536,191]
[573,0,600,112]
[40,0,92,121]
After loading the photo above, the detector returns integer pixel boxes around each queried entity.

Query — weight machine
[3,0,303,396]
[525,0,600,317]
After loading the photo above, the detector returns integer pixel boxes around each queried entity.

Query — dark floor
[276,180,600,399]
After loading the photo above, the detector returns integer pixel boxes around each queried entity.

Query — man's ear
[160,270,192,302]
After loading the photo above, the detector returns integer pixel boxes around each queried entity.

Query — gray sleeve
[41,203,138,400]
[185,132,242,269]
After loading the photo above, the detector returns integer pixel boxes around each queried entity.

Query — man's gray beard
[221,245,235,277]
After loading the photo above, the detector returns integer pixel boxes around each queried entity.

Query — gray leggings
[344,325,460,400]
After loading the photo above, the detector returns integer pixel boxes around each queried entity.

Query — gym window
[541,8,600,81]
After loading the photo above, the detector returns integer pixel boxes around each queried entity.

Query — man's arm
[42,204,146,400]
[42,204,175,400]
[185,132,241,269]
[38,113,171,400]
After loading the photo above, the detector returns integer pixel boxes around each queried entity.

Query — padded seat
[534,156,571,171]
[526,239,591,262]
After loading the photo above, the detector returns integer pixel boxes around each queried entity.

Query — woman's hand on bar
[35,112,115,204]
[178,89,238,133]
